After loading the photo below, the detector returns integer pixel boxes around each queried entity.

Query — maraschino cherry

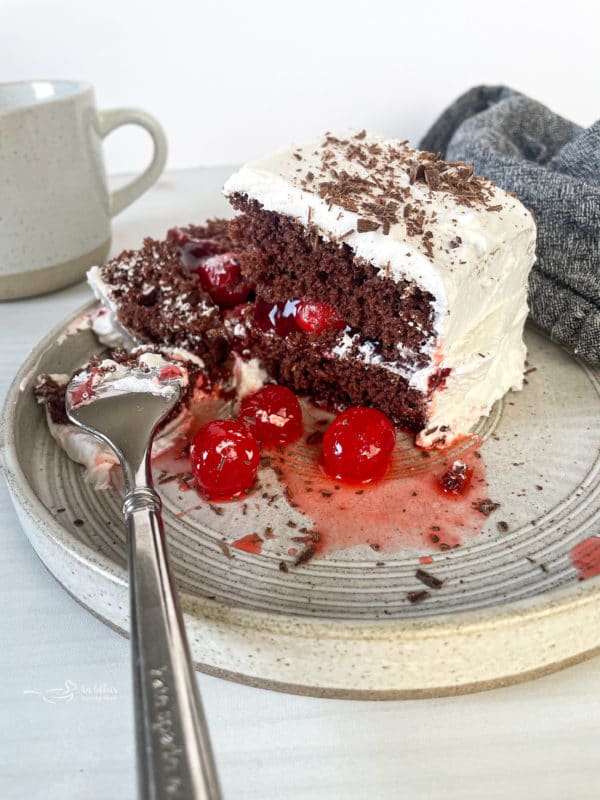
[254,297,300,336]
[239,385,303,447]
[196,253,253,308]
[190,419,260,501]
[295,301,346,333]
[320,406,396,484]
[254,297,347,336]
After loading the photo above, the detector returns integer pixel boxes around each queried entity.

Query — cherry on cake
[224,131,536,448]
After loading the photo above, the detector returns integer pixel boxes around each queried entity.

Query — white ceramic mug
[0,79,167,299]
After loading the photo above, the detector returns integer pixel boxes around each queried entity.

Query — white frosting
[45,405,196,491]
[88,265,118,313]
[70,354,184,408]
[88,266,138,349]
[56,312,92,345]
[35,374,119,490]
[233,354,268,399]
[90,308,130,348]
[331,331,417,382]
[224,131,536,446]
[48,414,120,490]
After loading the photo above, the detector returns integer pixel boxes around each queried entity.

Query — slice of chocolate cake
[87,220,237,372]
[224,131,537,447]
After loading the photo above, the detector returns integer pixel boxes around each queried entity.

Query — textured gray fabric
[420,86,599,364]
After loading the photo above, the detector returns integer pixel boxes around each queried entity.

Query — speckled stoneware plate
[2,301,600,698]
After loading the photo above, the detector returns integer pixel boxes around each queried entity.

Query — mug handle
[97,108,168,217]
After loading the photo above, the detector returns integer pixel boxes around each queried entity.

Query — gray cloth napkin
[420,85,600,364]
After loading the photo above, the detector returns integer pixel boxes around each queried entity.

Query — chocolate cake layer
[244,328,427,431]
[99,220,232,370]
[229,196,435,359]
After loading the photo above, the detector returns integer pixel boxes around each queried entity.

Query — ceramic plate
[2,301,600,698]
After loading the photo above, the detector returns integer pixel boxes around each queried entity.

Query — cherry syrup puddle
[271,429,490,557]
[152,389,497,562]
[569,536,600,581]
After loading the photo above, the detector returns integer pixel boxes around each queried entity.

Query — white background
[2,0,598,173]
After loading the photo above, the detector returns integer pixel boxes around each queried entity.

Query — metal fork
[66,361,221,800]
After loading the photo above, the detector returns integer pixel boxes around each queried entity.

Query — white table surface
[1,167,600,800]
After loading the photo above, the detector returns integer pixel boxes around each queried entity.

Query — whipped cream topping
[90,308,131,349]
[87,266,139,349]
[88,264,118,312]
[232,354,268,399]
[224,131,537,446]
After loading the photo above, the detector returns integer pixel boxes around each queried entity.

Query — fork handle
[124,487,222,800]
